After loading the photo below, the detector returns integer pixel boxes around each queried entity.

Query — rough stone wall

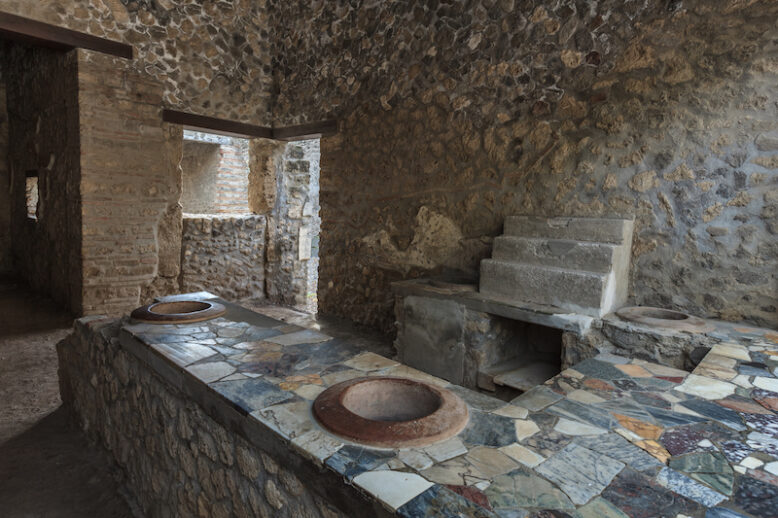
[0,0,273,125]
[265,140,321,310]
[78,50,183,314]
[57,318,350,518]
[273,0,778,332]
[181,215,267,301]
[0,72,10,274]
[4,44,83,312]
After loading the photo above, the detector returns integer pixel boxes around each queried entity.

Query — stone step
[479,259,616,317]
[504,215,633,244]
[493,362,560,392]
[491,236,617,273]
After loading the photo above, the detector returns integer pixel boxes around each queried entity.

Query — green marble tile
[573,497,630,518]
[669,451,734,496]
[486,467,574,511]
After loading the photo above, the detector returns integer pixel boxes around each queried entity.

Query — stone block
[395,296,466,385]
[504,216,634,244]
[492,236,618,273]
[479,260,616,317]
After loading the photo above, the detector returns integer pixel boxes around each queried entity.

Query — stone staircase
[479,216,634,318]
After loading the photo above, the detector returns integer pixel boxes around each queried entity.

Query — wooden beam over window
[272,119,338,141]
[0,12,133,59]
[163,109,274,139]
[163,109,337,142]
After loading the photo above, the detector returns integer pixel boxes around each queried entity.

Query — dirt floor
[0,275,133,517]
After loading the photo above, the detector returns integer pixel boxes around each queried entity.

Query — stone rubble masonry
[180,214,266,301]
[56,317,384,518]
[78,50,183,315]
[3,44,83,312]
[276,1,778,332]
[0,0,274,125]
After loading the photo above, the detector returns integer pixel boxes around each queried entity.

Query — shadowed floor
[0,275,132,517]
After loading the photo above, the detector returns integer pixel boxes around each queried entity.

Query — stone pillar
[255,139,321,311]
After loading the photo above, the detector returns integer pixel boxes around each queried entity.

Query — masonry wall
[78,50,183,314]
[0,0,273,125]
[264,140,321,310]
[271,1,778,332]
[181,215,266,301]
[4,45,82,312]
[0,72,11,274]
[57,318,358,518]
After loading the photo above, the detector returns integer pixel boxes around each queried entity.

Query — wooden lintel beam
[163,109,274,139]
[272,119,338,141]
[0,12,133,59]
[163,109,338,142]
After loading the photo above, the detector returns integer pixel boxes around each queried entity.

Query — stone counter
[58,299,778,517]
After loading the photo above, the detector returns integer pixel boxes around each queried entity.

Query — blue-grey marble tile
[633,377,678,391]
[705,508,749,518]
[655,467,727,507]
[546,399,617,430]
[575,434,662,472]
[210,378,294,414]
[644,406,708,427]
[536,443,625,505]
[462,410,521,448]
[679,399,746,432]
[325,445,397,481]
[631,391,672,410]
[594,398,657,422]
[398,485,498,518]
[737,362,772,377]
[571,359,627,381]
[511,386,564,412]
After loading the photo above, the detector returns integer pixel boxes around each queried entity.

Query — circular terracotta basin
[616,306,712,333]
[313,377,469,448]
[130,300,226,324]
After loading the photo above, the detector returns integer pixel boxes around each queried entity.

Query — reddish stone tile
[716,397,772,415]
[616,364,652,378]
[583,378,615,391]
[656,376,684,384]
[445,485,492,510]
[753,389,778,412]
[748,468,778,488]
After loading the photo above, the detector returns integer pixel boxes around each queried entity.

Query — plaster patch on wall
[361,207,487,274]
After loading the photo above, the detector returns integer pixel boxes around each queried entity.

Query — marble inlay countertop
[121,301,778,518]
